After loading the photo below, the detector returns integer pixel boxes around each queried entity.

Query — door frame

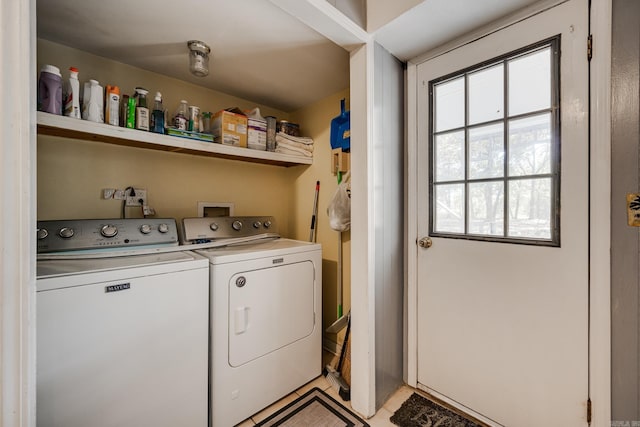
[405,0,611,425]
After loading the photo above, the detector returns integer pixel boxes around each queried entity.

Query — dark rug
[254,387,369,427]
[390,393,482,427]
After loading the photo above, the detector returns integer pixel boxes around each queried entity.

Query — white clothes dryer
[182,217,322,427]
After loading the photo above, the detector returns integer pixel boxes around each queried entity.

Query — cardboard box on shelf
[211,108,247,147]
[247,117,267,150]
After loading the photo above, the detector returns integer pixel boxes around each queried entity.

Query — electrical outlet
[125,188,147,207]
[103,188,116,199]
[113,189,126,200]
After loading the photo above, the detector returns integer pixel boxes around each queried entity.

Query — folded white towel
[276,139,314,153]
[276,132,314,145]
[275,145,313,158]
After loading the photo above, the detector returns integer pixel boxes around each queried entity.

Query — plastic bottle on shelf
[63,67,81,118]
[174,100,188,130]
[82,79,104,123]
[105,85,120,126]
[38,65,63,115]
[150,92,165,134]
[134,87,149,131]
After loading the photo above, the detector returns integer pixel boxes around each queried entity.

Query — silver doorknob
[418,237,432,249]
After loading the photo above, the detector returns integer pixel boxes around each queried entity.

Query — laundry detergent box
[247,117,267,150]
[211,108,247,147]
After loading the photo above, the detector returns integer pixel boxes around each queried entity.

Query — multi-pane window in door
[430,37,560,245]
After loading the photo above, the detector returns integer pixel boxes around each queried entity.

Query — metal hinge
[587,35,593,61]
[587,398,592,424]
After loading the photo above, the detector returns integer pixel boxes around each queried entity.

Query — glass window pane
[435,184,465,233]
[508,178,551,239]
[435,77,464,132]
[508,48,551,116]
[469,181,504,236]
[468,64,504,125]
[435,131,465,182]
[508,113,552,177]
[469,124,504,179]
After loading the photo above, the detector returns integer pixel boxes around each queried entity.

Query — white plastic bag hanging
[327,172,351,231]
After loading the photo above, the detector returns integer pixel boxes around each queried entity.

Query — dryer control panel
[181,216,277,244]
[37,218,179,253]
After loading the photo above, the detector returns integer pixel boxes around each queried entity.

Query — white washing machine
[36,218,209,427]
[182,217,322,427]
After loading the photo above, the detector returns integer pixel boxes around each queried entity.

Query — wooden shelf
[37,112,312,167]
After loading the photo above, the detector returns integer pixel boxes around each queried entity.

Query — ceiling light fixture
[187,40,211,77]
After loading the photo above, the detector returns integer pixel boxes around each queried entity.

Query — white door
[415,1,589,426]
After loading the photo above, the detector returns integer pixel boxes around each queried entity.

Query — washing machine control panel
[181,216,277,244]
[36,218,179,253]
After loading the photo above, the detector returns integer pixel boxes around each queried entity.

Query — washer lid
[196,238,321,264]
[37,251,206,280]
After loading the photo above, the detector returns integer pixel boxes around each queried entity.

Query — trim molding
[0,0,37,426]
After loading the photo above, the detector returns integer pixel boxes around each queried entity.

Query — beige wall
[290,92,351,340]
[37,38,350,343]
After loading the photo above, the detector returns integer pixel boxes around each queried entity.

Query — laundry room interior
[5,0,637,426]
[36,37,353,343]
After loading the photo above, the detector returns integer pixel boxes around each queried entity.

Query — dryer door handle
[234,307,250,335]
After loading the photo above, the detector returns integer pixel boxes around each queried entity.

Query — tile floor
[234,374,416,426]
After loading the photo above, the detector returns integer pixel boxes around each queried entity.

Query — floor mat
[254,387,369,427]
[390,393,482,427]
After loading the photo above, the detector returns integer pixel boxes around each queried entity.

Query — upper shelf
[36,112,312,167]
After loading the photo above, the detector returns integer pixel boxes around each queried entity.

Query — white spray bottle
[64,67,81,119]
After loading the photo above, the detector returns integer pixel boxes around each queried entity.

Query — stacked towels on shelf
[275,132,314,158]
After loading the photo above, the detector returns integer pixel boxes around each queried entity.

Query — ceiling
[36,0,351,112]
[37,0,542,112]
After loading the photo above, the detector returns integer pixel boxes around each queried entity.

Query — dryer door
[228,260,315,367]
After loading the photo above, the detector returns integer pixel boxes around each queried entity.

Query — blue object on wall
[330,98,350,152]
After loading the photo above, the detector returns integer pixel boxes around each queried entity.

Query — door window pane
[429,38,559,245]
[508,48,551,116]
[508,178,551,239]
[469,124,504,179]
[435,77,464,132]
[508,113,552,177]
[469,182,504,236]
[469,64,504,125]
[435,131,465,182]
[434,184,465,233]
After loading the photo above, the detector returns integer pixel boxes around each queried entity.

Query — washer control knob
[37,228,49,240]
[263,220,272,229]
[209,223,219,232]
[140,224,152,234]
[158,223,170,233]
[59,227,74,239]
[232,220,243,231]
[100,224,118,238]
[253,221,262,229]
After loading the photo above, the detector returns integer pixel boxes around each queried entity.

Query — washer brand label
[272,258,284,264]
[105,283,131,293]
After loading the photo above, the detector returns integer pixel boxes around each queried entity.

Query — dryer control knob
[59,227,74,239]
[232,220,243,231]
[209,223,219,232]
[140,224,152,234]
[37,228,49,240]
[264,220,272,229]
[158,223,170,233]
[100,224,118,238]
[252,221,262,229]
